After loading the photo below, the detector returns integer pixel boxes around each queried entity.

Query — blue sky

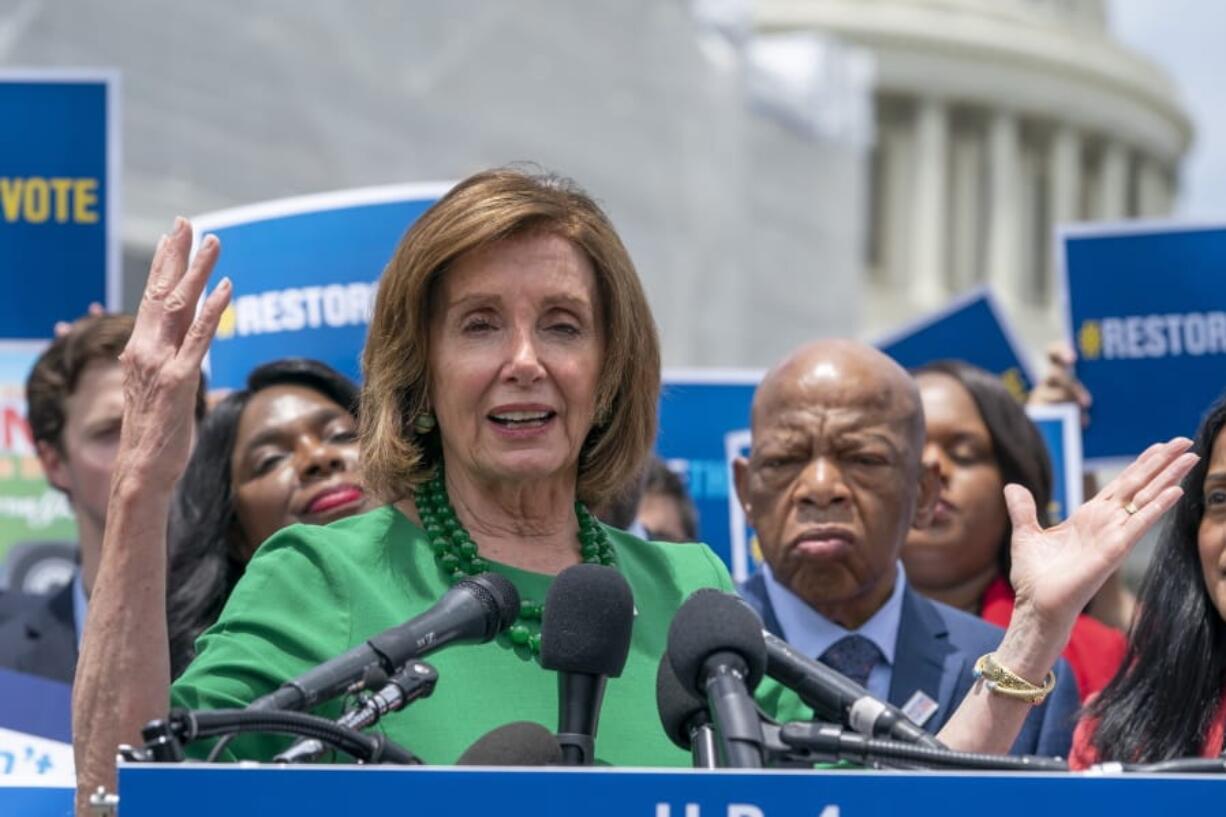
[1113,2,1226,219]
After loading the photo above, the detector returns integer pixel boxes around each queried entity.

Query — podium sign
[114,763,1225,817]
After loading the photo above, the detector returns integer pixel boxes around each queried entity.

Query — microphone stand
[1089,758,1226,774]
[777,721,1068,772]
[140,708,422,765]
[275,661,438,763]
[689,721,718,769]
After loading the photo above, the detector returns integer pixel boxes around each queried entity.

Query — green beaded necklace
[413,468,616,657]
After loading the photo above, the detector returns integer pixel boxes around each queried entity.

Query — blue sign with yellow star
[1062,222,1226,462]
[196,183,452,390]
[875,287,1035,402]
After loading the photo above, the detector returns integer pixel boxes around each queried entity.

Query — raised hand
[1028,341,1092,420]
[1005,437,1196,638]
[115,217,230,488]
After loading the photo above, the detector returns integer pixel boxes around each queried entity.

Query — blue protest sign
[114,763,1226,817]
[656,371,760,578]
[1025,404,1083,521]
[876,287,1035,400]
[195,183,452,389]
[0,668,74,788]
[1062,222,1226,462]
[0,71,119,339]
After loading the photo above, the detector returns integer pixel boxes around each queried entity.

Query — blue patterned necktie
[819,634,882,688]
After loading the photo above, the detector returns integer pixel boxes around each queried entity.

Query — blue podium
[101,763,1225,817]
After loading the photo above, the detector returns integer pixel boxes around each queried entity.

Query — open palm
[1006,437,1196,632]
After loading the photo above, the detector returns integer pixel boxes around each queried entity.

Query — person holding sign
[902,360,1126,700]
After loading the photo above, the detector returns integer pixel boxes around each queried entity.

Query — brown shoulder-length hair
[360,168,661,505]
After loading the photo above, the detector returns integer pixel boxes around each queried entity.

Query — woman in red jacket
[902,360,1126,700]
[1070,393,1226,766]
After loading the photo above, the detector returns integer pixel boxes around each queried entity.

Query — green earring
[413,412,437,434]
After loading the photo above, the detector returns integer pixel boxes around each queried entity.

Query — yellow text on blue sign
[0,177,100,224]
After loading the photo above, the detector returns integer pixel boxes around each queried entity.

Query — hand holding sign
[1028,341,1092,418]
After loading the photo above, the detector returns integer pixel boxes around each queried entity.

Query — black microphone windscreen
[667,588,767,696]
[539,564,635,678]
[461,572,521,637]
[656,655,708,750]
[456,721,562,766]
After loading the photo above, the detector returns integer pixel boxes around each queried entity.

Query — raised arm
[936,436,1196,754]
[72,219,229,809]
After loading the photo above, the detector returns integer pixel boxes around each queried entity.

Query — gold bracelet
[973,652,1056,705]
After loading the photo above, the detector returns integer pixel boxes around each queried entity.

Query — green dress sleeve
[170,524,355,759]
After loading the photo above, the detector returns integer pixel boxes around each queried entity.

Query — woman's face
[902,372,1007,593]
[230,384,368,559]
[1197,426,1226,621]
[427,232,605,492]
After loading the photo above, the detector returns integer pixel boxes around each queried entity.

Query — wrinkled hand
[1005,437,1196,637]
[1028,341,1092,420]
[116,218,230,488]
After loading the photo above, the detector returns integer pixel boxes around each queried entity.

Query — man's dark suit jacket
[0,581,78,685]
[738,571,1079,758]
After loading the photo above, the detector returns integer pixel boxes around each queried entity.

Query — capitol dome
[755,0,1193,343]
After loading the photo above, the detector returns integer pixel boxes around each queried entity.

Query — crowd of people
[0,169,1221,809]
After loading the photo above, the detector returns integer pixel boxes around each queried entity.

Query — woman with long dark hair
[1073,394,1226,765]
[166,358,370,676]
[903,360,1126,700]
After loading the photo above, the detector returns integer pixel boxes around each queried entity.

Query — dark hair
[911,360,1052,583]
[166,358,359,678]
[26,314,205,451]
[643,458,699,542]
[1086,395,1226,762]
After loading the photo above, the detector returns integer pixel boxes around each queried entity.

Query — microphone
[761,630,942,748]
[457,722,563,766]
[655,656,717,768]
[274,661,438,764]
[538,563,635,766]
[248,572,519,712]
[666,589,767,768]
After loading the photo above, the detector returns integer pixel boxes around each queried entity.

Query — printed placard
[876,287,1035,400]
[1061,221,1226,462]
[0,71,120,339]
[195,183,452,389]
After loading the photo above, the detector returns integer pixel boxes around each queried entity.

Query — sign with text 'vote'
[196,183,452,390]
[0,71,119,338]
[1062,222,1226,462]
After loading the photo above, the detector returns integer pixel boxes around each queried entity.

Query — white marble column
[909,97,948,306]
[880,121,914,289]
[1137,157,1170,217]
[1095,140,1129,220]
[949,126,983,291]
[986,109,1022,302]
[1047,125,1081,295]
